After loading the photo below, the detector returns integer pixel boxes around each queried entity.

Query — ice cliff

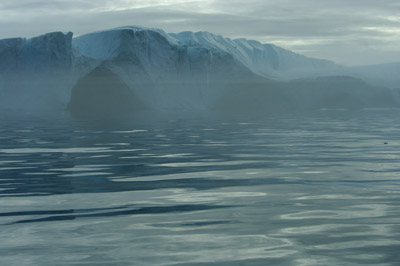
[0,26,398,114]
[0,32,75,110]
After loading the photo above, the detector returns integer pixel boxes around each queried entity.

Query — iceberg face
[74,28,182,79]
[0,25,399,113]
[74,27,339,83]
[0,38,27,73]
[26,32,73,71]
[73,30,124,60]
[171,31,338,79]
[0,32,73,73]
[73,26,178,60]
[0,32,76,110]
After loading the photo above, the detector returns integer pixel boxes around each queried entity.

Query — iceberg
[0,26,398,114]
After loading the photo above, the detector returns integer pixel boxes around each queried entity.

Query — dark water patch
[180,220,232,227]
[0,205,132,217]
[170,258,289,266]
[0,176,294,196]
[8,204,232,225]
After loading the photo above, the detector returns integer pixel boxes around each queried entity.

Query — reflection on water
[1,110,400,265]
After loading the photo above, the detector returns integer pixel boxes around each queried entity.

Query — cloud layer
[1,0,399,65]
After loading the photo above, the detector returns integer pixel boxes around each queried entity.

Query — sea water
[1,110,400,265]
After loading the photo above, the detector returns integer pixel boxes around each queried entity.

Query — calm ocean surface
[1,110,400,265]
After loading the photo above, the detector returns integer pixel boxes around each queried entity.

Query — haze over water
[1,109,400,265]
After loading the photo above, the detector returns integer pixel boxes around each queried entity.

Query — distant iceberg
[0,26,398,115]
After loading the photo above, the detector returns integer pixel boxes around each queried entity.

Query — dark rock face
[67,67,146,117]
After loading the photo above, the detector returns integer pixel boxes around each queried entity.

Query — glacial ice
[0,26,398,114]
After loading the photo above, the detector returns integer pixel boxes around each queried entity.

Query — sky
[1,0,399,66]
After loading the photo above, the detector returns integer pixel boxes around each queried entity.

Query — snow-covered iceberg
[0,26,398,115]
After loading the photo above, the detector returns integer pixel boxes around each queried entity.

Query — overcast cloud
[0,0,399,65]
